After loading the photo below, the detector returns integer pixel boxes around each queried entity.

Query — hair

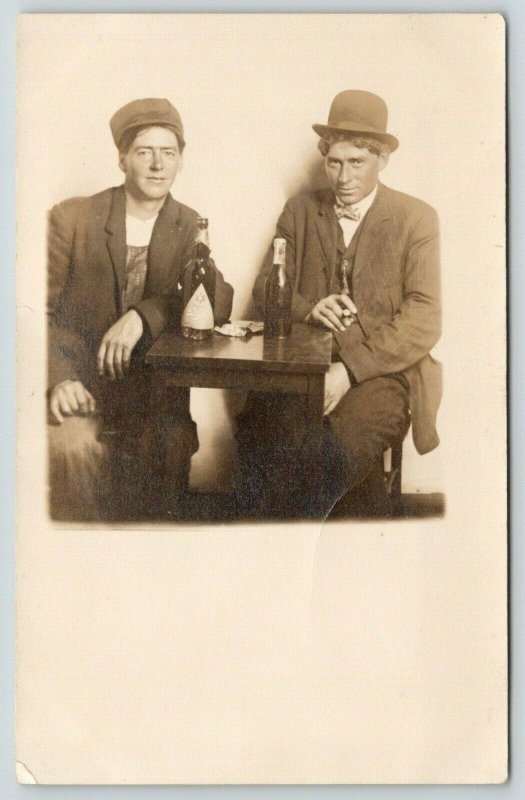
[118,124,185,156]
[317,131,389,157]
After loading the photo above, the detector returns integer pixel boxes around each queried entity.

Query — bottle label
[181,283,214,330]
[273,238,286,265]
[195,225,210,249]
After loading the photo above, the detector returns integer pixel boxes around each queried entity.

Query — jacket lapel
[104,186,127,311]
[104,188,184,310]
[314,190,339,270]
[352,183,393,287]
[146,193,183,294]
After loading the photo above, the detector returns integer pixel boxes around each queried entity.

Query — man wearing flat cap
[48,98,233,520]
[237,90,441,518]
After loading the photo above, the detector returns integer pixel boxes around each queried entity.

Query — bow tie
[334,201,361,221]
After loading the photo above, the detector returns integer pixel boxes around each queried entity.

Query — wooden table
[146,322,332,425]
[146,323,332,499]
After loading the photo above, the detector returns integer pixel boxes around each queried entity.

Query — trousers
[48,373,198,522]
[234,374,410,520]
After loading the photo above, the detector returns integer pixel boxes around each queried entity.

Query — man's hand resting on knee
[49,380,98,424]
[324,362,351,415]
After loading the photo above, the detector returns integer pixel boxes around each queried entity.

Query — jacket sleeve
[47,202,94,390]
[209,259,234,326]
[334,206,441,382]
[253,201,316,322]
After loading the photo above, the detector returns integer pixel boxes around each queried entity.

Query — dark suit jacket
[48,185,234,392]
[253,183,441,454]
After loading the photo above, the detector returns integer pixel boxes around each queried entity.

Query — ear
[378,149,390,172]
[118,153,127,175]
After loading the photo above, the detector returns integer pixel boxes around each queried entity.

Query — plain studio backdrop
[16,14,506,784]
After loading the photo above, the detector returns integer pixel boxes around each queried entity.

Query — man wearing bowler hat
[47,98,233,520]
[237,90,441,518]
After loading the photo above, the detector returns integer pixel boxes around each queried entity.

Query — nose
[150,149,163,171]
[339,162,354,184]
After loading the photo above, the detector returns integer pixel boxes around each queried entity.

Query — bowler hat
[313,90,399,152]
[110,98,185,150]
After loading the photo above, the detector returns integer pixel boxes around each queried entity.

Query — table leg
[149,370,193,517]
[305,374,325,427]
[304,375,326,516]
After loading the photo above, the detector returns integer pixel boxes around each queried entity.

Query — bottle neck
[272,238,286,263]
[276,263,287,286]
[193,227,210,260]
[194,242,210,261]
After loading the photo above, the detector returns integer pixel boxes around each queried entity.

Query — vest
[329,210,370,297]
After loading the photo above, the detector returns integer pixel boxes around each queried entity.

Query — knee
[48,415,107,468]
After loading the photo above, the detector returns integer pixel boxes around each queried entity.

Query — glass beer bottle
[264,238,292,339]
[181,217,216,340]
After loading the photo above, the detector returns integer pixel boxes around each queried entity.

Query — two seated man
[48,92,441,521]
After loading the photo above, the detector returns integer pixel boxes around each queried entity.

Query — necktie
[334,200,361,221]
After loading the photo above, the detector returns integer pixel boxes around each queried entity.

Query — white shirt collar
[335,185,378,248]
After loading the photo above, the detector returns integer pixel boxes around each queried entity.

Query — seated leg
[48,415,110,521]
[139,383,199,518]
[99,376,198,520]
[235,374,409,520]
[322,374,410,518]
[234,392,308,519]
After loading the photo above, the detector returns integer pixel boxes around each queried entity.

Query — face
[119,126,182,202]
[324,140,389,205]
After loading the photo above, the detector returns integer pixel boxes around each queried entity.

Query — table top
[146,322,333,375]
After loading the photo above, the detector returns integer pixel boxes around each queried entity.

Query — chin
[337,191,360,202]
[141,187,169,201]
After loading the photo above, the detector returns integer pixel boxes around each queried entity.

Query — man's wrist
[129,306,150,336]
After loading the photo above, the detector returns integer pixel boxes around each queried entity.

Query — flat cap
[110,98,185,149]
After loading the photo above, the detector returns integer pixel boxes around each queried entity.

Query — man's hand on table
[49,380,98,424]
[324,361,351,415]
[306,293,357,332]
[97,309,144,380]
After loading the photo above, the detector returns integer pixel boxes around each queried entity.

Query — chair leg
[384,441,403,516]
[390,441,403,496]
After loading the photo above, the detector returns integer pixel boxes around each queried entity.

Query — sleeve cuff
[129,305,153,338]
[292,293,316,322]
[333,324,383,383]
